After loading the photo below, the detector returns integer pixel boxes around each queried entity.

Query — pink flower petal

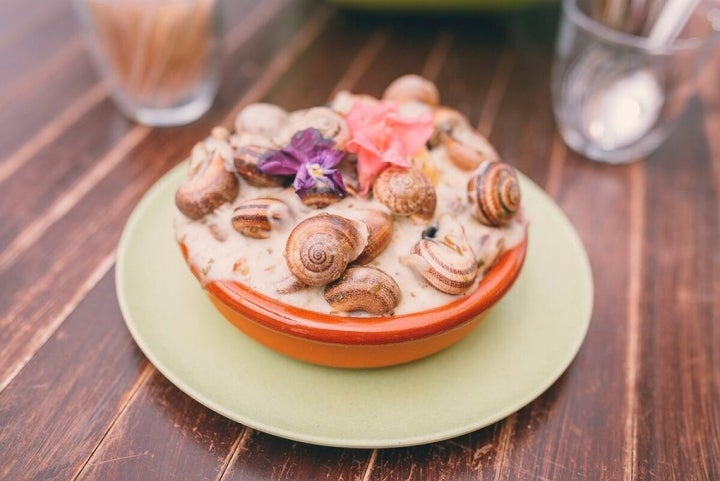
[345,100,433,195]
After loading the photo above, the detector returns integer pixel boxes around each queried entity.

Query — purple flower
[258,128,347,199]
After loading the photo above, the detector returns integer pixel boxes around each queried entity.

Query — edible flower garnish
[258,128,347,199]
[345,100,434,195]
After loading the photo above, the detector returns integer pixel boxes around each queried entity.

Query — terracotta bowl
[180,234,527,369]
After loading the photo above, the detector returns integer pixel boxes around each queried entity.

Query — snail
[274,273,307,295]
[353,209,394,265]
[231,197,291,239]
[284,213,369,286]
[280,107,350,149]
[324,266,402,315]
[444,124,499,171]
[232,134,286,187]
[175,150,239,220]
[401,214,478,295]
[372,166,437,223]
[427,107,469,149]
[383,74,440,106]
[467,160,521,227]
[234,103,289,137]
[297,178,345,209]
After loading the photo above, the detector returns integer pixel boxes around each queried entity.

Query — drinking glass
[552,0,720,163]
[75,0,224,127]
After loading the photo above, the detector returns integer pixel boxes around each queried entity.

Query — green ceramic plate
[116,163,592,448]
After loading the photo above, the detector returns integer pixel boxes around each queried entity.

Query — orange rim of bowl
[181,231,527,346]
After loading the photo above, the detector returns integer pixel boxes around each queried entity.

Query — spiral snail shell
[372,166,437,224]
[401,214,478,295]
[231,197,291,239]
[175,150,239,220]
[353,209,393,265]
[285,213,369,286]
[444,124,499,171]
[324,266,402,315]
[467,160,521,227]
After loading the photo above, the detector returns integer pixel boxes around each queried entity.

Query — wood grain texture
[0,271,149,481]
[0,1,718,480]
[0,0,323,390]
[636,101,720,481]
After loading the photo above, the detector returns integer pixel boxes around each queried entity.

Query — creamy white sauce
[174,145,526,315]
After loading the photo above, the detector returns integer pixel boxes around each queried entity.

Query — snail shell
[281,107,350,149]
[444,125,499,171]
[234,103,289,137]
[232,135,285,187]
[324,266,401,315]
[297,178,345,209]
[353,209,393,265]
[372,166,437,223]
[401,214,478,295]
[427,107,469,149]
[467,160,521,227]
[383,74,440,106]
[231,197,291,239]
[285,213,369,286]
[175,150,239,220]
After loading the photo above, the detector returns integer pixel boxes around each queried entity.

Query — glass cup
[552,0,720,163]
[75,0,224,127]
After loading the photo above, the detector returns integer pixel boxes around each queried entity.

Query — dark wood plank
[488,7,559,186]
[0,1,78,94]
[0,0,67,39]
[0,0,259,161]
[222,431,370,481]
[0,0,324,388]
[432,21,509,128]
[345,13,448,97]
[0,271,150,481]
[636,100,720,481]
[493,143,636,479]
[75,369,246,481]
[0,40,99,160]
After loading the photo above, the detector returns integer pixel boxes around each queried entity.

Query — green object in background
[327,0,555,11]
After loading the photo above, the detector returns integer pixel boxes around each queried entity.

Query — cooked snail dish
[174,74,527,316]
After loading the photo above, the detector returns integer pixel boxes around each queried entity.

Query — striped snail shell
[284,213,369,286]
[444,125,499,171]
[297,178,345,209]
[401,214,478,295]
[175,150,239,220]
[231,197,291,239]
[353,209,394,265]
[467,160,521,227]
[372,166,437,224]
[232,134,286,187]
[324,266,401,315]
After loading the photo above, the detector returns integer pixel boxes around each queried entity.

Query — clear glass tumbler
[552,0,719,163]
[75,0,224,127]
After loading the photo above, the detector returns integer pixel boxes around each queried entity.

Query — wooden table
[1,0,718,479]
